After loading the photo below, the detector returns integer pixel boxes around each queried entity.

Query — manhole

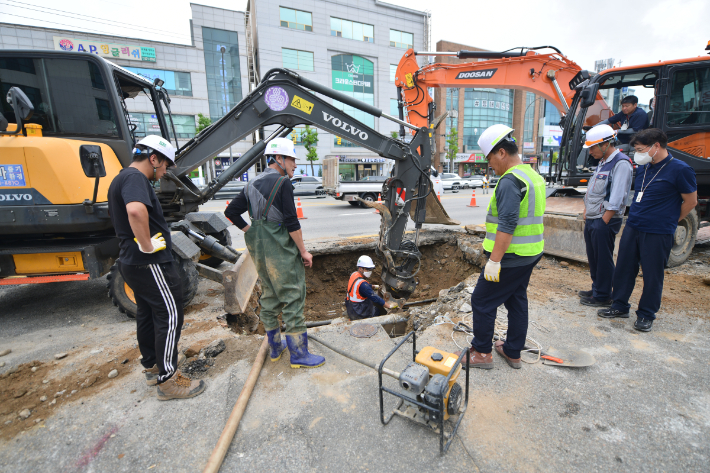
[350,323,378,338]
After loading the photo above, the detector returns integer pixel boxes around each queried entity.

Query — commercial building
[246,0,430,179]
[1,1,430,181]
[432,40,543,177]
[0,4,252,184]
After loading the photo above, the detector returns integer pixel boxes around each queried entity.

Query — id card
[636,191,643,203]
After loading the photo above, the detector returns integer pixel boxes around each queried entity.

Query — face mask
[363,271,372,278]
[634,145,656,165]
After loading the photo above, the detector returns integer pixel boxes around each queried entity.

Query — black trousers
[471,257,541,359]
[583,217,622,300]
[119,261,183,384]
[611,226,672,321]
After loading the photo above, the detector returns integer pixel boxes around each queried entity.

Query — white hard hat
[357,255,375,269]
[478,124,515,157]
[265,137,297,160]
[135,135,176,164]
[583,124,616,148]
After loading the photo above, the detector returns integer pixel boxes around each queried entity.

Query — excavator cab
[0,51,175,284]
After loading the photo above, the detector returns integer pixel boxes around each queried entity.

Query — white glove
[135,232,166,254]
[484,259,501,282]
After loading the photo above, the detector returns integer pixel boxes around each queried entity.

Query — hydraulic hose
[308,334,401,380]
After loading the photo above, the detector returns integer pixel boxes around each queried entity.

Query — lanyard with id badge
[636,158,673,202]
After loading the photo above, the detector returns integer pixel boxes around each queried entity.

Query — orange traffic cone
[226,200,230,208]
[437,190,441,201]
[467,189,478,207]
[374,193,382,214]
[296,198,307,219]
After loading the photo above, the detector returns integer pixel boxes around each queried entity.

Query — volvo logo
[0,193,32,201]
[322,112,369,140]
[455,68,498,80]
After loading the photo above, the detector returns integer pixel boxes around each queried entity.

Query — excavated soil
[302,241,477,320]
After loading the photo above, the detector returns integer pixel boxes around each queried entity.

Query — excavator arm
[394,47,611,132]
[158,68,456,300]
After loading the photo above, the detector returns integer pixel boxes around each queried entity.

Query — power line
[0,2,192,43]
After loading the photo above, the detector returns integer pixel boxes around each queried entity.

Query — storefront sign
[543,125,563,147]
[522,156,538,164]
[524,142,535,149]
[53,36,156,62]
[458,153,487,163]
[338,157,386,163]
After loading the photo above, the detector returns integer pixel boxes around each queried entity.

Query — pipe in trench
[202,337,269,473]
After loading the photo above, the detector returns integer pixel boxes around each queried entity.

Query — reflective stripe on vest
[347,272,366,302]
[483,165,546,256]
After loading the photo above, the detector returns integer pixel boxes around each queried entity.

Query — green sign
[331,55,374,95]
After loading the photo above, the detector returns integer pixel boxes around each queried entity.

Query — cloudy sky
[2,0,708,71]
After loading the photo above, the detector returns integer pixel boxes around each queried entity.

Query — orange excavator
[394,45,710,266]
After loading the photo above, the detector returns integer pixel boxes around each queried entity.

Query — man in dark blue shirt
[607,95,648,144]
[345,255,396,319]
[598,129,697,332]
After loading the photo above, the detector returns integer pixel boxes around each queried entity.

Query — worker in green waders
[225,137,325,369]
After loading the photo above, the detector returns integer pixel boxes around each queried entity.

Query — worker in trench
[344,255,398,320]
[225,138,324,369]
[456,125,546,369]
[108,135,205,400]
[579,125,633,308]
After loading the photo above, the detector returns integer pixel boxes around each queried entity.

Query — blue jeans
[610,225,673,320]
[471,257,541,359]
[583,217,622,300]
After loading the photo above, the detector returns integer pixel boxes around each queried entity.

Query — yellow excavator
[0,49,456,315]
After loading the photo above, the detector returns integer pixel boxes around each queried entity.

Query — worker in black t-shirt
[225,137,324,369]
[108,135,206,400]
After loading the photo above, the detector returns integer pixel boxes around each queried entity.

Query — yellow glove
[484,259,501,282]
[135,233,166,254]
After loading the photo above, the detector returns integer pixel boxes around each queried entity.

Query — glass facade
[282,48,314,72]
[128,112,196,140]
[124,67,192,97]
[202,27,243,122]
[390,64,397,82]
[523,92,535,147]
[330,54,374,147]
[330,18,374,42]
[462,89,514,151]
[389,29,413,49]
[445,88,459,136]
[280,7,313,31]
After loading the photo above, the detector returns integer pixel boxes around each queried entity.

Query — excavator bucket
[543,192,624,263]
[223,249,259,314]
[409,191,460,226]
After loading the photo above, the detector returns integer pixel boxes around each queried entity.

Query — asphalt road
[201,189,493,251]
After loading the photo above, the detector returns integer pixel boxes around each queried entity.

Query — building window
[330,18,374,42]
[390,64,397,82]
[462,88,514,151]
[280,7,313,32]
[331,54,374,147]
[390,99,399,116]
[282,49,314,72]
[124,67,192,97]
[202,27,243,122]
[129,112,196,140]
[523,92,535,147]
[390,29,413,49]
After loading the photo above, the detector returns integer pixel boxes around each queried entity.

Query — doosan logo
[322,112,368,140]
[0,193,32,201]
[455,68,498,80]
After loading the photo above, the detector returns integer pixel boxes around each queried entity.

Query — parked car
[464,175,485,189]
[440,173,467,191]
[212,180,247,200]
[291,176,326,197]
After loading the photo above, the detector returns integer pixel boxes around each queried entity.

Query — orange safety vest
[347,272,367,303]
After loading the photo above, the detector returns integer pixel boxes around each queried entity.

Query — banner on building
[458,153,487,163]
[543,125,563,147]
[53,36,156,62]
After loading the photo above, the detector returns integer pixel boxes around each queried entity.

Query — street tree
[196,113,212,133]
[300,125,319,177]
[446,128,459,173]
